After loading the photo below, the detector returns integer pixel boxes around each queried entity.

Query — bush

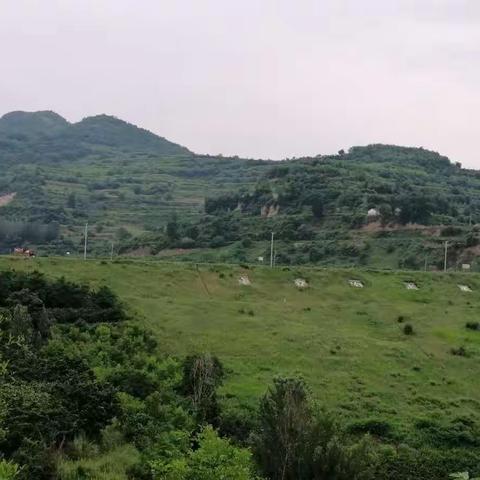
[0,460,21,479]
[403,324,414,335]
[348,418,393,438]
[219,406,258,445]
[451,346,468,357]
[466,322,480,331]
[375,445,480,480]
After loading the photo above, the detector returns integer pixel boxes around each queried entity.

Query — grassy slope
[2,256,479,436]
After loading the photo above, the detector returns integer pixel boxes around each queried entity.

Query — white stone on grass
[238,275,251,286]
[294,278,308,289]
[348,279,364,288]
[458,284,472,292]
[404,282,419,290]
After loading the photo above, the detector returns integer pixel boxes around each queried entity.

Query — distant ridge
[0,110,69,136]
[0,110,190,156]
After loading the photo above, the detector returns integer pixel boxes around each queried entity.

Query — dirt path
[0,193,16,207]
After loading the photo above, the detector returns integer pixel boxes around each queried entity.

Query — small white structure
[238,275,251,286]
[462,264,471,271]
[348,279,364,288]
[294,278,308,289]
[458,284,472,292]
[405,282,419,290]
[367,208,380,218]
[257,256,264,263]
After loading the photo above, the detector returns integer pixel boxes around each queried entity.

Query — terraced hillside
[0,111,266,254]
[2,255,479,446]
[3,111,480,272]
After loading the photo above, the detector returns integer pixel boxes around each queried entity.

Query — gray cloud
[1,0,479,166]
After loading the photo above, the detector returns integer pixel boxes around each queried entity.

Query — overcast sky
[1,0,479,166]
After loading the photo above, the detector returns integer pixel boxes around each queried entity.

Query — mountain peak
[70,114,190,155]
[0,109,191,156]
[0,110,69,136]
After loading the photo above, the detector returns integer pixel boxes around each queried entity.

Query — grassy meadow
[1,255,480,439]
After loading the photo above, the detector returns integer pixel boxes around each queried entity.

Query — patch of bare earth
[155,248,197,258]
[127,247,153,257]
[0,193,16,207]
[361,221,441,236]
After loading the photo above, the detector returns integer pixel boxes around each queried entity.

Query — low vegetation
[0,257,479,478]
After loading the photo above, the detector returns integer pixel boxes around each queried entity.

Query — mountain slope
[3,255,480,458]
[67,114,190,155]
[0,110,266,253]
[0,111,190,162]
[125,145,480,270]
[0,110,69,136]
[1,109,480,270]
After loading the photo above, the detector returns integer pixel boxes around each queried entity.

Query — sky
[1,0,480,166]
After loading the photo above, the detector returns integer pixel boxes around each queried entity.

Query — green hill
[0,110,69,136]
[120,145,480,270]
[1,111,480,271]
[3,256,479,432]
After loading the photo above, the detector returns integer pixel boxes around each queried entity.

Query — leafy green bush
[403,324,414,335]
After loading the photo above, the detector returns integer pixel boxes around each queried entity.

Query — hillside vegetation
[2,256,480,476]
[1,111,480,270]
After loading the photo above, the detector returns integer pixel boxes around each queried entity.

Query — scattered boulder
[404,282,419,290]
[458,284,472,292]
[348,279,364,288]
[294,278,308,289]
[238,275,251,286]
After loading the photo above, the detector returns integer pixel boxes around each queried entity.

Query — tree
[254,377,311,480]
[150,426,261,480]
[180,354,224,425]
[310,195,324,219]
[305,412,375,480]
[254,377,375,480]
[66,192,76,209]
[167,213,180,242]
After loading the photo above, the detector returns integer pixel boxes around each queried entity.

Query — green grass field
[2,255,480,438]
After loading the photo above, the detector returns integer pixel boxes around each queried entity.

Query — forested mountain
[0,111,189,164]
[1,110,480,270]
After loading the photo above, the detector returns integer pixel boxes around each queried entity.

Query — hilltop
[0,110,189,161]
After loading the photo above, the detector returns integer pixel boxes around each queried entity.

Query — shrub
[403,324,414,335]
[348,418,393,438]
[0,460,21,479]
[466,322,480,331]
[451,346,468,357]
[219,406,258,445]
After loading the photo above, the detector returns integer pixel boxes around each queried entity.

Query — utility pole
[270,231,275,268]
[110,241,114,261]
[424,255,428,272]
[443,241,448,273]
[83,223,88,260]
